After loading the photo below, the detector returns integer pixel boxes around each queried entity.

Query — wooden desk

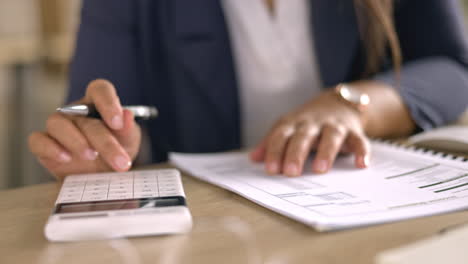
[2,164,468,264]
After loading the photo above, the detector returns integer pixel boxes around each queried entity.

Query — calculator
[44,169,192,241]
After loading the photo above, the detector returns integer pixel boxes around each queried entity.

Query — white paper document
[170,142,468,231]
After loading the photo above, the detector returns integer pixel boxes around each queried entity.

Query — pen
[56,104,158,120]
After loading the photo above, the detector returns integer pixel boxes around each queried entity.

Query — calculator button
[110,181,132,187]
[60,186,85,192]
[136,171,158,176]
[134,178,156,183]
[159,182,177,188]
[62,183,85,189]
[85,186,108,192]
[109,189,132,194]
[110,184,132,188]
[158,182,176,187]
[134,187,158,194]
[134,178,155,183]
[159,178,177,183]
[83,191,108,198]
[110,176,133,180]
[110,180,132,185]
[110,185,132,191]
[110,177,133,182]
[108,190,132,197]
[81,195,108,202]
[134,174,156,179]
[133,183,158,189]
[108,193,133,200]
[57,195,82,203]
[159,189,178,195]
[159,192,181,197]
[134,181,156,186]
[109,185,132,191]
[59,191,82,197]
[86,182,108,188]
[157,175,178,181]
[61,184,86,190]
[86,175,110,181]
[58,194,82,202]
[134,192,159,199]
[86,180,109,185]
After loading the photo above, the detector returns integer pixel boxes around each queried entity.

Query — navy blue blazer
[68,0,468,162]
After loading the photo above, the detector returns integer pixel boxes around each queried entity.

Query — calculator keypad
[56,169,184,204]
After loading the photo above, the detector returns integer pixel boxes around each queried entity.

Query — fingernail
[267,162,279,174]
[314,159,329,173]
[356,155,370,168]
[363,155,370,167]
[111,115,123,130]
[114,155,132,170]
[285,163,299,177]
[58,152,72,163]
[83,149,99,161]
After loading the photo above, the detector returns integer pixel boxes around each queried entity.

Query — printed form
[170,142,468,231]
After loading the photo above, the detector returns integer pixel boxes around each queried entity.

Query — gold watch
[334,83,370,113]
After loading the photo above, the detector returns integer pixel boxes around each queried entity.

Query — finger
[264,125,295,175]
[251,117,291,163]
[113,109,140,152]
[312,124,347,173]
[37,157,65,176]
[85,79,123,130]
[283,124,319,177]
[29,132,72,163]
[346,131,371,168]
[75,117,132,172]
[46,113,98,161]
[250,140,267,163]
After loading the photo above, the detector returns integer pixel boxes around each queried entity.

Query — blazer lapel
[310,0,360,87]
[171,0,240,139]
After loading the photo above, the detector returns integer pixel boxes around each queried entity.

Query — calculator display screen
[55,197,185,214]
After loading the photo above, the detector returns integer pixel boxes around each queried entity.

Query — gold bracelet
[334,83,370,113]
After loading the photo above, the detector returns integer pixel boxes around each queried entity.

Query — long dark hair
[354,0,402,77]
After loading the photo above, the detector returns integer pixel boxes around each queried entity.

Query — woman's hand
[251,80,417,177]
[28,79,141,180]
[250,86,371,177]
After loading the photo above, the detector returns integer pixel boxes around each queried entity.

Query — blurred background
[0,0,80,189]
[0,0,468,190]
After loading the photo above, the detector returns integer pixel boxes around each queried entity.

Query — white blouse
[221,0,323,147]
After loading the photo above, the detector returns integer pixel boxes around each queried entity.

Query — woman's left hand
[250,87,371,177]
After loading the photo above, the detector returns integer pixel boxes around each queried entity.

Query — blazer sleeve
[67,0,143,105]
[373,0,468,130]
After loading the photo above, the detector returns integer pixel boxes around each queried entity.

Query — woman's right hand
[28,79,142,180]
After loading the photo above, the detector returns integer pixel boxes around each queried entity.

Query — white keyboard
[57,169,185,204]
